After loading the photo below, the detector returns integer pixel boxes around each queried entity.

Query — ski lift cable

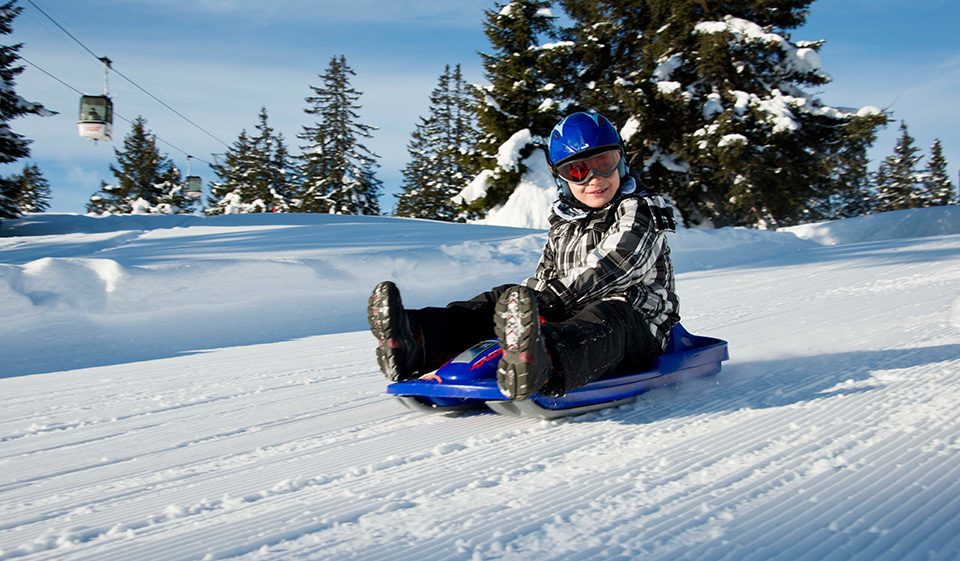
[19,54,84,96]
[24,0,230,149]
[23,0,100,60]
[21,55,214,166]
[108,65,231,148]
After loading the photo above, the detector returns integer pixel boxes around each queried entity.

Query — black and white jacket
[521,176,680,349]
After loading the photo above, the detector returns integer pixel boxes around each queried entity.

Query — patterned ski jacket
[521,176,680,349]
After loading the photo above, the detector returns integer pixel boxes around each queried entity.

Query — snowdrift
[1,208,956,378]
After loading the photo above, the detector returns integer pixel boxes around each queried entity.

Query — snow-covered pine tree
[298,55,381,215]
[11,162,50,212]
[248,107,294,211]
[206,130,253,214]
[553,0,649,125]
[272,136,299,210]
[86,116,192,214]
[587,0,887,227]
[875,121,924,213]
[0,0,52,224]
[296,122,331,213]
[396,64,479,221]
[465,0,559,217]
[396,118,437,219]
[451,64,484,179]
[206,108,293,214]
[922,139,955,206]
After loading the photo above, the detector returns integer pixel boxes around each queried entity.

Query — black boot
[368,281,423,381]
[494,286,551,400]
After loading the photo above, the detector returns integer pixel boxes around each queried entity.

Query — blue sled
[386,323,729,419]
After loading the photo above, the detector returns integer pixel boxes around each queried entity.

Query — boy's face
[566,172,620,209]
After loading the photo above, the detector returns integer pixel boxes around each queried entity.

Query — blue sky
[6,0,959,214]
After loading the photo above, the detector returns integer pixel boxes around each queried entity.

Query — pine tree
[830,141,875,219]
[296,122,332,213]
[554,0,651,125]
[206,129,254,214]
[248,107,294,211]
[298,55,381,215]
[922,139,955,206]
[396,118,437,219]
[10,162,50,212]
[558,1,886,227]
[875,121,924,212]
[451,64,484,177]
[272,136,298,209]
[0,0,53,223]
[86,116,192,214]
[396,64,479,220]
[206,108,293,214]
[467,1,559,216]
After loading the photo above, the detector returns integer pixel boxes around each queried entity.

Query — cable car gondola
[78,57,113,142]
[77,94,113,141]
[184,155,203,199]
[185,174,202,195]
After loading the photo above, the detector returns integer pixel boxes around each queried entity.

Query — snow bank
[1,207,956,378]
[670,225,816,272]
[0,214,542,377]
[475,148,557,230]
[783,206,960,245]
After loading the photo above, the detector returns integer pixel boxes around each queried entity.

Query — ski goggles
[555,149,622,185]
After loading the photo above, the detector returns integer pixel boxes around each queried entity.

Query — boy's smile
[567,173,620,208]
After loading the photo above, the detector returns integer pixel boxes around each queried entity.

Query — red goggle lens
[556,150,621,184]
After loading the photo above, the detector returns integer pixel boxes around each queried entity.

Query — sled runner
[386,323,729,419]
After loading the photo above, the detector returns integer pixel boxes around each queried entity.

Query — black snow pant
[406,284,663,396]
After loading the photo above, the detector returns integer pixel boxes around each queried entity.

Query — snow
[718,133,748,148]
[656,81,682,95]
[644,148,691,174]
[653,54,684,81]
[454,131,554,229]
[702,93,724,120]
[694,16,826,77]
[755,90,801,133]
[620,117,641,143]
[1,206,960,560]
[536,41,574,51]
[452,169,495,206]
[536,98,556,112]
[475,148,556,230]
[496,129,533,172]
[783,206,960,245]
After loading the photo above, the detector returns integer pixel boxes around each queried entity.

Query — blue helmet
[548,112,623,169]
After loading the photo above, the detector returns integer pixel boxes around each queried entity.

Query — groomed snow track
[1,221,959,560]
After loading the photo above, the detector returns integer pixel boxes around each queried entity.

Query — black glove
[535,288,566,320]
